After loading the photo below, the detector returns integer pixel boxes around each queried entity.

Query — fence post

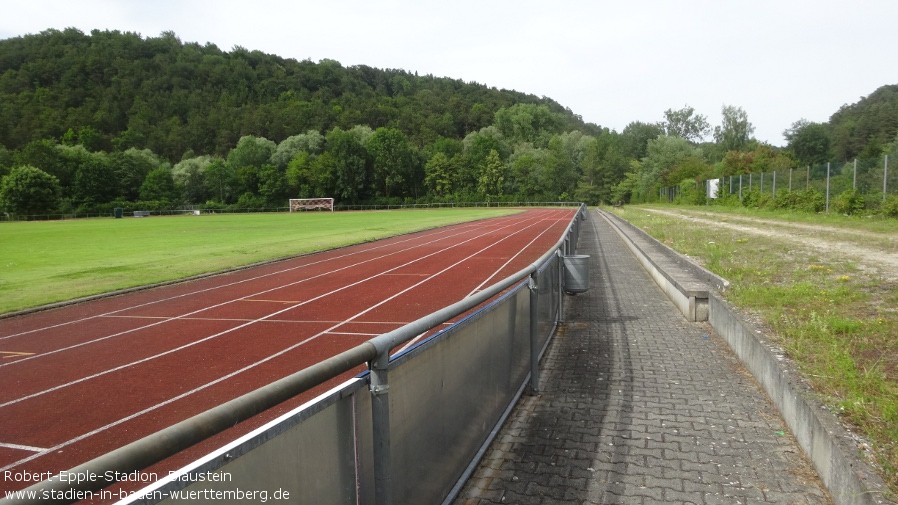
[853,159,857,189]
[826,162,831,212]
[789,168,793,192]
[557,250,564,324]
[773,171,777,197]
[885,155,890,201]
[370,351,392,505]
[529,272,540,393]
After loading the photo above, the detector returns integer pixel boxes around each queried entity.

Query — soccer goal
[289,198,334,212]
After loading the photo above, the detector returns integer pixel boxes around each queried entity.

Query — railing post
[529,272,540,393]
[370,351,392,505]
[557,250,564,324]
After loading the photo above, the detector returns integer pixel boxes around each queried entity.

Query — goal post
[289,198,334,212]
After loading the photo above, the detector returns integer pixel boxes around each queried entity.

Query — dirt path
[642,208,898,280]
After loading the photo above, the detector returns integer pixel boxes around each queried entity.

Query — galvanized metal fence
[660,155,895,210]
[2,204,588,505]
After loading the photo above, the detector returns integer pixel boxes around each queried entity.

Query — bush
[676,179,705,205]
[882,195,898,218]
[832,189,866,215]
[772,189,825,213]
[0,165,61,216]
[756,192,775,209]
[234,192,267,210]
[741,189,760,208]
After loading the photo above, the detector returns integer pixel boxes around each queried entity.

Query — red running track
[0,208,575,498]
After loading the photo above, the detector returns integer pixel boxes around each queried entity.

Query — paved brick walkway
[454,210,831,505]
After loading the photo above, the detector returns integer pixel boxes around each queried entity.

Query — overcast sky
[2,0,896,146]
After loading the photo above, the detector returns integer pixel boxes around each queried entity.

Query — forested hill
[0,28,598,159]
[826,84,898,161]
[1,28,895,218]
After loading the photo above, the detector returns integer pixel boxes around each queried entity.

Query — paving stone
[453,211,831,505]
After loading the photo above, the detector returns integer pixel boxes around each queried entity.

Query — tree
[368,127,414,198]
[544,132,588,199]
[172,155,214,204]
[139,167,180,202]
[580,132,629,204]
[271,130,325,169]
[477,150,505,200]
[494,103,565,148]
[463,126,509,169]
[204,159,236,204]
[635,135,697,202]
[73,152,117,204]
[286,150,330,198]
[713,105,755,152]
[507,145,549,198]
[0,146,11,178]
[0,165,62,216]
[661,105,711,144]
[620,121,664,160]
[15,139,72,191]
[784,119,831,166]
[227,136,276,172]
[257,164,289,206]
[665,156,711,185]
[424,152,455,197]
[112,148,166,201]
[326,127,369,202]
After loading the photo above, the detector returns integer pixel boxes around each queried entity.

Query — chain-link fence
[662,155,895,213]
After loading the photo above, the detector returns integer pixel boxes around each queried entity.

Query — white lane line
[393,209,570,353]
[0,217,511,343]
[0,214,545,472]
[0,215,539,408]
[464,211,567,297]
[0,442,48,452]
[0,217,529,370]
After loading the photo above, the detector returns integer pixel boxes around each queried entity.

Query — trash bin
[563,255,590,294]
[114,207,123,219]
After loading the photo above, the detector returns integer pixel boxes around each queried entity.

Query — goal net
[289,198,334,212]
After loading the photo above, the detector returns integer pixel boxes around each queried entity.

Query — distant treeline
[0,29,896,217]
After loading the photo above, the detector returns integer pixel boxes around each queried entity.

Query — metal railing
[2,204,588,505]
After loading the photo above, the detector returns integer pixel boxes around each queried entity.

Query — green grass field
[0,208,517,315]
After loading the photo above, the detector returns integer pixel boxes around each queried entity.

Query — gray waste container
[563,255,590,294]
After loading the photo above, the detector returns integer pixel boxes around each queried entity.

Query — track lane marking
[465,213,564,297]
[0,442,48,452]
[0,216,536,369]
[0,213,546,408]
[0,210,574,473]
[0,216,518,342]
[0,351,35,359]
[396,208,570,353]
[0,214,543,472]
